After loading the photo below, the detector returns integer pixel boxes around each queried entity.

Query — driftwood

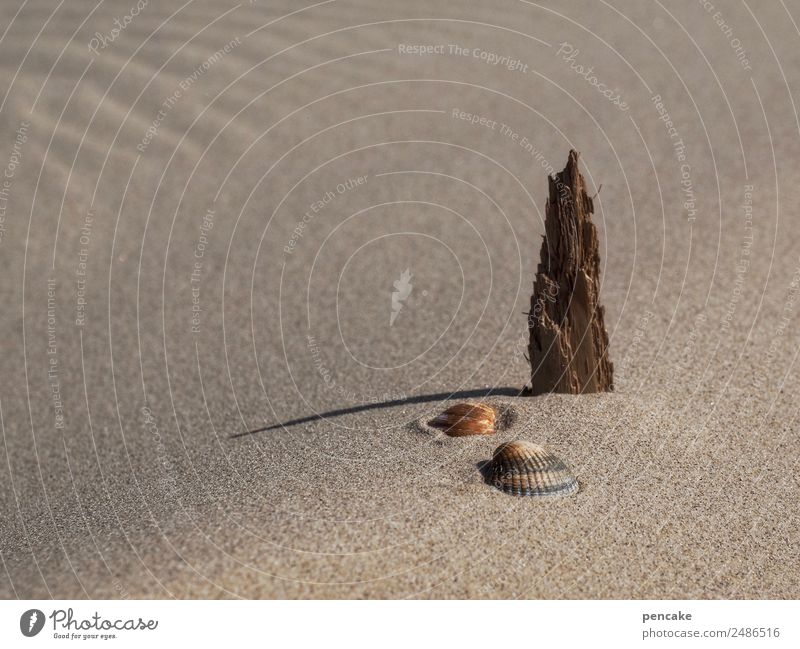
[527,150,613,394]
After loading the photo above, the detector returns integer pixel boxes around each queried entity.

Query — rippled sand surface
[1,0,799,598]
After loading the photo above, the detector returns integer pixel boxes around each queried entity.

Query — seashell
[489,440,578,497]
[429,402,496,437]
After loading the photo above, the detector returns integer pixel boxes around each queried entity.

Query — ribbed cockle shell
[429,402,496,437]
[489,440,578,497]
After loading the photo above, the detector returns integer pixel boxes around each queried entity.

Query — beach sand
[1,0,799,598]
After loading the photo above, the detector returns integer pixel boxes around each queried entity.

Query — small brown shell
[429,402,496,437]
[489,440,578,497]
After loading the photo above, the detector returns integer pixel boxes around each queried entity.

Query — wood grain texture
[527,150,614,394]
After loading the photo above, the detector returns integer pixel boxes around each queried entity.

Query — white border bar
[1,600,797,647]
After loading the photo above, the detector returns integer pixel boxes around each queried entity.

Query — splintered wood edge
[527,150,613,395]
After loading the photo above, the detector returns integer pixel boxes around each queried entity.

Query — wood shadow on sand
[230,386,525,438]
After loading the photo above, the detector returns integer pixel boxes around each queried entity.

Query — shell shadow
[476,459,494,486]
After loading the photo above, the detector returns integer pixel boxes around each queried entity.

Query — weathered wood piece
[527,150,613,394]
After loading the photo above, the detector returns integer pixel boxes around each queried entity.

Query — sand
[1,0,799,598]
